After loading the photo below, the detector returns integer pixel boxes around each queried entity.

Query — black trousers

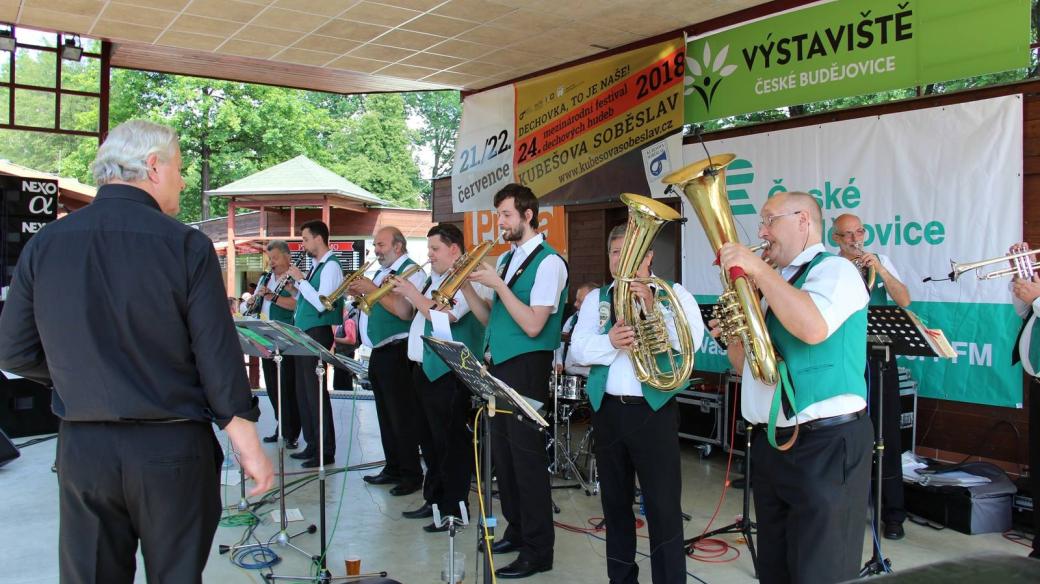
[1030,378,1040,556]
[752,414,873,584]
[57,420,222,584]
[593,397,685,584]
[294,325,336,457]
[369,340,423,482]
[261,353,300,441]
[867,352,905,525]
[415,366,474,515]
[332,347,355,391]
[489,351,555,565]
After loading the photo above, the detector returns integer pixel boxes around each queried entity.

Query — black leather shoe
[494,558,551,578]
[423,521,449,533]
[300,456,334,468]
[285,440,298,450]
[883,522,905,540]
[490,539,522,554]
[289,450,316,460]
[363,471,401,485]
[402,502,433,519]
[262,433,278,443]
[389,481,422,496]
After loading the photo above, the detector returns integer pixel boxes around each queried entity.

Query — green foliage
[403,90,461,181]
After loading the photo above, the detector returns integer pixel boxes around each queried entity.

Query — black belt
[756,409,866,437]
[603,393,646,405]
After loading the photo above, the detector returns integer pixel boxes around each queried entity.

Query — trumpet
[949,248,1040,281]
[431,240,496,310]
[320,258,375,311]
[356,261,430,315]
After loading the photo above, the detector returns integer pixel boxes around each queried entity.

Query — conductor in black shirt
[0,119,274,584]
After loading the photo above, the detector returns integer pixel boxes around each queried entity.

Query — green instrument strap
[766,360,800,451]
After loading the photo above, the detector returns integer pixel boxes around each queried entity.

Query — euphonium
[662,154,779,385]
[614,193,696,392]
[431,240,495,310]
[356,261,428,315]
[320,258,375,311]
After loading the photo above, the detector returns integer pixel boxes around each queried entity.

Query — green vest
[1025,315,1040,374]
[766,252,868,417]
[867,274,890,306]
[263,272,294,324]
[585,284,689,412]
[366,257,416,346]
[294,256,344,331]
[423,311,486,381]
[484,242,567,364]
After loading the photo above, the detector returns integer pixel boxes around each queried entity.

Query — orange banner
[463,206,567,261]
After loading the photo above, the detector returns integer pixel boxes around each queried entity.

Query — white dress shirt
[496,233,567,312]
[295,250,345,313]
[359,254,427,349]
[406,270,492,363]
[259,270,280,320]
[741,243,869,425]
[570,279,705,397]
[1012,288,1040,377]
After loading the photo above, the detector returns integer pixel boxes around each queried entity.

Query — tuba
[662,154,779,385]
[614,193,696,392]
[320,258,375,312]
[431,240,496,310]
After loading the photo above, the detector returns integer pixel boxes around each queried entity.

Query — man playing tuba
[570,222,703,584]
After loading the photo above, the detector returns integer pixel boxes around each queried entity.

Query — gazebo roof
[205,155,390,207]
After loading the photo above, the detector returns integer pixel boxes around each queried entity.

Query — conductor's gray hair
[91,120,180,185]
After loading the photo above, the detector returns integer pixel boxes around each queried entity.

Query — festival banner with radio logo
[463,206,567,261]
[452,38,686,212]
[684,95,1023,408]
[684,0,1030,124]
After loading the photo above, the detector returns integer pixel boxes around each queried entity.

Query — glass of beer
[345,543,361,576]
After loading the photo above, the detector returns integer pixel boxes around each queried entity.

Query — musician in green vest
[392,223,488,532]
[284,220,343,469]
[467,184,568,579]
[255,239,300,449]
[715,192,872,584]
[347,226,429,496]
[570,223,704,584]
[1009,241,1040,560]
[832,212,911,541]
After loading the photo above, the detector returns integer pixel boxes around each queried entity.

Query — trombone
[949,248,1040,281]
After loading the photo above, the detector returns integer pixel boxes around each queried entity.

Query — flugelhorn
[662,154,779,385]
[320,258,375,311]
[431,240,496,310]
[613,193,696,392]
[356,261,430,314]
[949,247,1040,281]
[850,243,877,288]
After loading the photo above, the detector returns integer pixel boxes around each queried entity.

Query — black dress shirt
[0,184,257,427]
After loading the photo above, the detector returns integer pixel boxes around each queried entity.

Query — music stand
[421,336,548,584]
[225,318,318,562]
[861,306,943,577]
[261,320,357,583]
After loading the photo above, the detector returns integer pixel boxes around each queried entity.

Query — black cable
[14,434,57,449]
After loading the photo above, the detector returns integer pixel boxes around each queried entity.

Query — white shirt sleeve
[878,254,901,282]
[528,254,568,311]
[799,256,870,337]
[297,259,345,313]
[570,288,618,366]
[1011,281,1032,318]
[669,283,705,352]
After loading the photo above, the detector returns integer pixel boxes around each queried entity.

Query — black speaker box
[0,429,18,467]
[0,375,59,438]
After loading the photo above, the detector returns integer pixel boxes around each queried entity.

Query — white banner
[451,84,516,213]
[683,95,1024,407]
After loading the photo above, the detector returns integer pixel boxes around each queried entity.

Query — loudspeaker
[0,375,59,438]
[0,428,18,467]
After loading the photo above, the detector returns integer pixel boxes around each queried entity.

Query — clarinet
[243,270,271,316]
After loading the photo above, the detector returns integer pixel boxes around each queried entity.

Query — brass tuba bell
[613,193,696,392]
[662,154,779,386]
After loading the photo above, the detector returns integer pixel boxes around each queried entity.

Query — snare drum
[553,374,587,401]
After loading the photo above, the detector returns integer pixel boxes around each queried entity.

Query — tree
[404,90,461,182]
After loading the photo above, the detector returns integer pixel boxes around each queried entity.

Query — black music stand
[861,306,943,577]
[225,319,318,562]
[421,336,549,584]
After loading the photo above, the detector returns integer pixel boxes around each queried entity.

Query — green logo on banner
[726,158,757,215]
[684,0,1031,124]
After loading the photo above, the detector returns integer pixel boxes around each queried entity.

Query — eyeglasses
[835,228,867,239]
[759,211,801,228]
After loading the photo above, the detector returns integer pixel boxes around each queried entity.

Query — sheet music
[429,310,453,341]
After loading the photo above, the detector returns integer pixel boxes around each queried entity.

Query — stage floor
[2,396,1032,584]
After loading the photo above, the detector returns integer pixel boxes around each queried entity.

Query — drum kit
[546,372,598,495]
